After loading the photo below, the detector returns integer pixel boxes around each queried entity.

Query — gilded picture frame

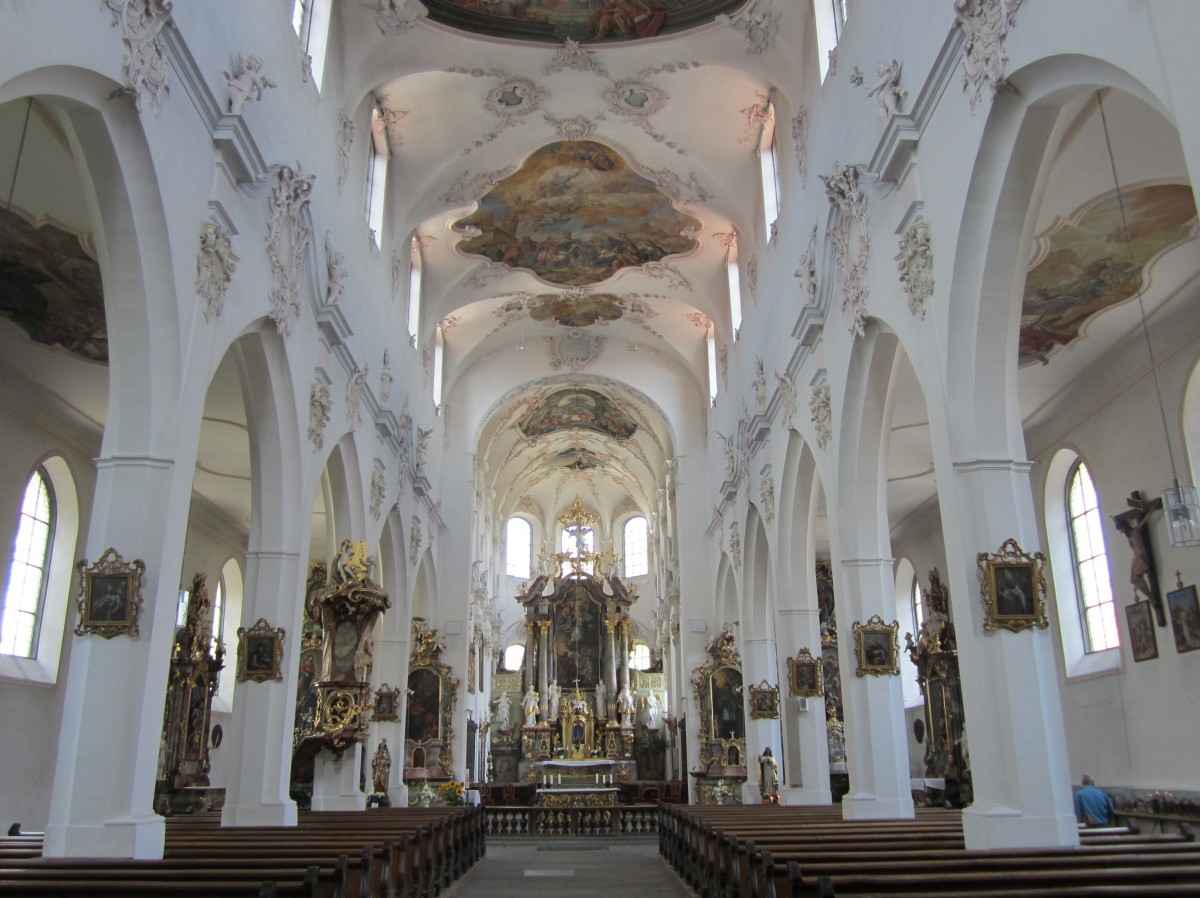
[1167,584,1200,654]
[75,548,145,639]
[406,666,443,742]
[852,615,899,677]
[1125,601,1158,662]
[786,648,823,697]
[237,618,285,682]
[977,538,1049,633]
[747,680,780,719]
[374,683,402,722]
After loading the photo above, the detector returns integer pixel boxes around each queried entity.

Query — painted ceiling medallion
[421,0,747,45]
[453,140,701,287]
[1020,183,1196,366]
[518,387,638,440]
[530,292,625,327]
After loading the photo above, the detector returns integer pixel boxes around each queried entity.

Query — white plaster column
[776,607,831,805]
[45,456,189,859]
[311,750,366,811]
[946,460,1077,849]
[220,549,306,827]
[741,635,781,804]
[838,557,915,821]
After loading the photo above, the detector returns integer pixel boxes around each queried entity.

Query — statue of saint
[493,690,512,731]
[617,684,635,725]
[371,739,391,794]
[522,687,540,726]
[643,690,661,731]
[759,746,779,804]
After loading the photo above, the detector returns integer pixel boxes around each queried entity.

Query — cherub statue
[224,53,276,116]
[860,59,907,120]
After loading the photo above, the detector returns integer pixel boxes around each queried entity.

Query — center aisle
[449,837,691,897]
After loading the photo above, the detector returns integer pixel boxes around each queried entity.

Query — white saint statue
[493,690,512,731]
[548,680,562,720]
[594,678,606,717]
[643,691,661,731]
[618,684,635,725]
[522,687,540,726]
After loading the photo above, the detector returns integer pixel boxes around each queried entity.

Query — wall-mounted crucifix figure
[1113,490,1164,625]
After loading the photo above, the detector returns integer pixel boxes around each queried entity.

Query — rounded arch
[412,548,437,622]
[743,505,772,641]
[893,557,921,708]
[715,553,738,627]
[778,432,823,609]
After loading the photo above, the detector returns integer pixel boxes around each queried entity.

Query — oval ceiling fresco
[518,387,638,440]
[454,140,701,287]
[422,0,748,45]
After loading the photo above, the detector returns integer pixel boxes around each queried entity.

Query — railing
[484,805,659,836]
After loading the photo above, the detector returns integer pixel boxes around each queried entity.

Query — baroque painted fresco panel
[518,387,638,440]
[455,141,700,287]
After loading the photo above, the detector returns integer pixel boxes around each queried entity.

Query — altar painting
[709,665,744,740]
[518,387,637,440]
[552,586,603,688]
[1020,183,1196,366]
[454,141,700,287]
[406,667,442,742]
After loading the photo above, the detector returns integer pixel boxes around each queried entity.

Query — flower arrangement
[711,779,735,804]
[415,782,436,807]
[439,780,465,806]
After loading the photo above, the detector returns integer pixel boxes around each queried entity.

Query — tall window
[210,574,226,656]
[1067,462,1119,652]
[623,516,649,578]
[726,253,743,339]
[506,517,532,579]
[290,0,331,90]
[407,235,423,345]
[432,325,445,410]
[629,642,652,671]
[365,109,388,244]
[814,0,848,81]
[502,643,525,672]
[911,576,924,635]
[1,469,54,658]
[758,102,781,235]
[706,325,718,406]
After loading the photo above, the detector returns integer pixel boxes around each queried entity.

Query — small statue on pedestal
[522,687,540,726]
[618,684,635,725]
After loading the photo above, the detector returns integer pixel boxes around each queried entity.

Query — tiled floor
[449,838,691,897]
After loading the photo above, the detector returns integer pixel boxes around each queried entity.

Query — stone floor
[448,837,691,897]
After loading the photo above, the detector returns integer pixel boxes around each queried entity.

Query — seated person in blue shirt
[1074,773,1116,827]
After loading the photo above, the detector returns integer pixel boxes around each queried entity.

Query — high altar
[491,497,640,786]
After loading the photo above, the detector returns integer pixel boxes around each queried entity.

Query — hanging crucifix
[1112,490,1164,626]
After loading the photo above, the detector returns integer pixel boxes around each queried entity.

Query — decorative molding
[819,163,870,337]
[791,107,809,187]
[794,223,819,307]
[717,344,728,389]
[544,113,600,142]
[851,60,908,121]
[265,164,315,336]
[760,471,775,525]
[775,372,796,431]
[196,217,238,321]
[740,93,772,143]
[632,164,710,205]
[544,38,608,77]
[747,255,758,303]
[346,366,368,432]
[753,358,767,413]
[547,332,604,372]
[410,514,422,564]
[810,385,832,450]
[299,52,312,84]
[380,350,393,404]
[716,0,781,55]
[687,311,712,330]
[308,379,331,451]
[440,165,518,208]
[337,110,355,192]
[370,0,427,35]
[415,427,433,481]
[223,53,276,115]
[729,521,741,572]
[638,261,692,291]
[370,465,386,521]
[895,219,934,319]
[104,0,172,115]
[447,69,547,153]
[372,93,408,155]
[954,0,1024,113]
[324,234,347,305]
[391,249,404,303]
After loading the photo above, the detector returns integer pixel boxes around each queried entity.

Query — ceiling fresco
[0,208,106,363]
[1020,183,1197,366]
[454,140,701,287]
[518,387,638,440]
[422,0,746,45]
[529,292,625,326]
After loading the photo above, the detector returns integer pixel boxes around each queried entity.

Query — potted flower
[415,782,436,808]
[439,780,465,807]
[711,779,735,805]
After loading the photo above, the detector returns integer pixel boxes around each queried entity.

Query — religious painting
[925,674,952,751]
[709,665,745,740]
[406,667,442,742]
[74,548,145,639]
[454,140,700,287]
[978,539,1049,633]
[518,387,638,440]
[0,207,107,363]
[236,618,285,683]
[816,560,835,625]
[1125,601,1158,662]
[529,292,625,327]
[747,680,779,720]
[374,684,402,722]
[1167,585,1200,654]
[421,0,745,45]
[821,643,842,715]
[852,616,899,677]
[552,584,603,688]
[1020,183,1197,366]
[786,648,822,698]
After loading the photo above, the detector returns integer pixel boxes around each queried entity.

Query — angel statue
[859,59,907,120]
[223,53,276,116]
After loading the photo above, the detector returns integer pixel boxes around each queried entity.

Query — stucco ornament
[415,427,434,480]
[794,223,819,307]
[325,234,347,305]
[369,0,427,36]
[104,0,172,115]
[223,53,276,115]
[955,0,1024,112]
[810,385,832,450]
[718,344,729,390]
[370,467,386,521]
[716,431,735,480]
[265,164,314,336]
[337,111,355,192]
[819,162,870,337]
[711,504,724,549]
[760,472,776,525]
[410,515,423,564]
[791,107,809,187]
[716,0,782,55]
[196,218,238,322]
[300,53,312,83]
[448,70,547,153]
[547,332,604,372]
[775,372,797,431]
[380,350,393,404]
[308,380,331,451]
[729,521,742,572]
[852,60,908,120]
[346,366,368,432]
[753,358,767,413]
[896,219,934,319]
[544,38,608,77]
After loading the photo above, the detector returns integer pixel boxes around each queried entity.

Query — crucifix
[1112,490,1164,626]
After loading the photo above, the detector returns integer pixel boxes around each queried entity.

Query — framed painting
[237,618,285,682]
[709,665,745,740]
[1125,601,1159,662]
[406,666,443,742]
[747,680,780,719]
[1167,584,1200,654]
[75,548,145,639]
[852,615,899,677]
[786,648,823,697]
[374,683,402,722]
[977,539,1049,633]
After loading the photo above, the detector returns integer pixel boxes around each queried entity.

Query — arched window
[365,109,388,245]
[407,235,423,345]
[1,468,54,658]
[432,325,445,410]
[210,574,226,657]
[290,0,332,89]
[757,101,781,235]
[506,517,532,579]
[629,642,652,671]
[911,576,924,635]
[726,251,743,339]
[705,325,719,406]
[814,0,848,81]
[502,643,525,672]
[623,516,649,578]
[1067,462,1119,652]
